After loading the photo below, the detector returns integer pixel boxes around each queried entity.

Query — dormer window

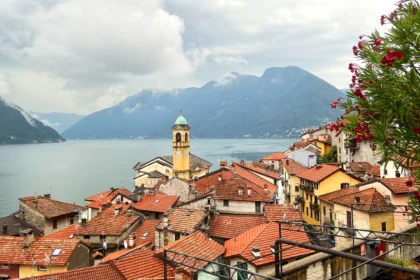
[142,232,149,238]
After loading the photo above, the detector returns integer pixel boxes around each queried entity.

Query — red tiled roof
[156,208,207,234]
[46,225,80,239]
[19,263,124,280]
[209,214,266,239]
[319,186,359,203]
[280,158,307,175]
[261,152,287,161]
[102,242,151,262]
[85,188,133,209]
[264,205,303,222]
[131,219,160,247]
[155,231,224,273]
[331,188,395,212]
[231,164,277,194]
[380,177,415,194]
[0,236,83,265]
[133,193,179,214]
[296,164,341,183]
[348,162,373,173]
[238,162,281,179]
[19,196,86,219]
[368,165,381,177]
[224,222,313,267]
[77,204,140,236]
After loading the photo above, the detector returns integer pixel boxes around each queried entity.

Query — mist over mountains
[62,66,342,139]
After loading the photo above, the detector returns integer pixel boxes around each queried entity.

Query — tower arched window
[185,133,189,142]
[176,132,181,142]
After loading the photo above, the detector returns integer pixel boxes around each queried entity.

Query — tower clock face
[176,151,182,158]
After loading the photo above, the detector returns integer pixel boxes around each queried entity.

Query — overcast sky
[0,0,396,114]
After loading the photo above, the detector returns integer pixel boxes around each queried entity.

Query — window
[142,232,149,238]
[69,217,74,225]
[84,235,90,240]
[0,264,9,269]
[315,211,319,221]
[53,219,58,229]
[341,183,349,189]
[323,206,326,216]
[310,195,313,202]
[295,186,299,192]
[155,212,160,219]
[100,235,106,242]
[51,248,62,257]
[207,197,211,205]
[381,222,386,232]
[185,133,188,141]
[306,207,308,215]
[384,169,388,175]
[176,132,181,142]
[306,193,308,200]
[223,200,229,207]
[310,209,313,218]
[38,265,47,271]
[237,262,248,280]
[220,260,230,278]
[255,202,261,213]
[175,233,181,240]
[339,147,341,153]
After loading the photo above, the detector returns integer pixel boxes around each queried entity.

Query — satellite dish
[124,240,128,249]
[103,241,107,250]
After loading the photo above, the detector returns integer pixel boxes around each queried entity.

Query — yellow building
[309,139,332,156]
[133,114,212,186]
[296,164,362,225]
[279,158,307,205]
[319,187,395,247]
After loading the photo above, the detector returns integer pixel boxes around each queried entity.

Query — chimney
[286,159,289,165]
[264,184,268,194]
[2,224,7,235]
[175,267,184,280]
[251,246,261,258]
[44,194,51,199]
[114,207,120,216]
[240,160,245,166]
[128,234,136,248]
[220,160,227,168]
[247,187,252,196]
[126,209,133,217]
[354,196,360,204]
[163,214,169,246]
[232,167,236,173]
[22,229,35,248]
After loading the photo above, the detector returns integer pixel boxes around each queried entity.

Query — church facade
[133,114,212,187]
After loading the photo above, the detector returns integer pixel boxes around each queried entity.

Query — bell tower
[172,113,190,180]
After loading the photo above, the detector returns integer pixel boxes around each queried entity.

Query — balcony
[295,196,304,204]
[344,141,360,150]
[310,202,319,211]
[323,217,334,226]
[300,184,313,192]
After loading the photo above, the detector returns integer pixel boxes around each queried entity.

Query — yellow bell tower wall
[172,125,190,180]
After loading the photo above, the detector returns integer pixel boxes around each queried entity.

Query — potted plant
[387,258,416,280]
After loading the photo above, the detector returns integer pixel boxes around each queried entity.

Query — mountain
[29,112,86,133]
[63,66,343,139]
[0,97,65,144]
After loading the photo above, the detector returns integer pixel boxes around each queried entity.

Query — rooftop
[174,113,188,125]
[77,204,140,236]
[380,177,416,194]
[102,242,151,262]
[230,164,277,194]
[237,161,281,179]
[347,162,373,173]
[156,208,207,234]
[19,196,86,219]
[131,219,160,247]
[45,224,80,239]
[280,158,307,175]
[261,152,287,161]
[209,214,266,239]
[367,165,381,177]
[264,205,303,222]
[319,186,360,204]
[296,164,341,183]
[133,193,179,214]
[331,188,395,212]
[0,212,42,236]
[85,187,133,209]
[134,153,212,172]
[224,222,313,267]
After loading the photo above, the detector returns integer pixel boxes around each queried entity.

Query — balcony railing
[323,217,334,226]
[300,184,313,192]
[338,222,355,236]
[310,202,319,211]
[295,196,304,204]
[344,141,360,150]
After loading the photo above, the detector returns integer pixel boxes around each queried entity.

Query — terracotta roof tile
[368,165,381,177]
[319,186,360,203]
[209,214,266,239]
[230,164,277,194]
[261,152,287,160]
[380,177,415,194]
[348,162,373,173]
[46,225,80,239]
[102,242,151,262]
[280,158,307,175]
[238,162,281,179]
[296,164,341,183]
[264,205,303,222]
[85,188,133,209]
[224,222,313,267]
[77,204,140,236]
[19,263,124,280]
[19,196,86,219]
[156,208,207,234]
[133,193,179,214]
[131,219,160,247]
[331,188,395,212]
[155,231,224,273]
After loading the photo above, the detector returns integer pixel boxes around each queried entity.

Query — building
[133,114,212,186]
[297,164,363,225]
[155,231,225,280]
[279,158,307,205]
[133,192,179,219]
[0,212,42,237]
[308,137,332,156]
[223,222,313,280]
[358,177,414,230]
[263,205,303,222]
[289,142,322,156]
[18,195,86,235]
[286,149,317,168]
[235,161,281,186]
[345,161,373,179]
[345,136,382,165]
[102,241,151,263]
[209,214,266,245]
[76,204,142,250]
[260,152,287,171]
[0,230,91,278]
[84,187,133,220]
[379,156,419,179]
[301,125,331,141]
[155,208,208,249]
[131,219,160,249]
[157,177,194,202]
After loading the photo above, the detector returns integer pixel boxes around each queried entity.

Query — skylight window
[141,232,149,238]
[154,200,160,204]
[186,211,192,216]
[51,248,62,257]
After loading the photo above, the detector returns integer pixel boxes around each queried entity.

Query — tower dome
[174,114,188,125]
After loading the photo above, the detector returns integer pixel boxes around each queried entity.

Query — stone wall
[159,178,192,202]
[19,201,45,234]
[154,230,188,249]
[67,243,92,270]
[215,200,266,214]
[178,195,213,211]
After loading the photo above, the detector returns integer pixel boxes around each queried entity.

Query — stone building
[18,195,86,236]
[157,178,194,202]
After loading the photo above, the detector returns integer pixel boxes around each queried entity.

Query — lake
[0,139,295,217]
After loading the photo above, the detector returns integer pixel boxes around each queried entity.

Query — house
[358,177,415,230]
[76,204,142,250]
[308,136,332,156]
[263,205,303,222]
[155,208,208,249]
[157,177,194,202]
[0,230,92,278]
[297,164,363,225]
[301,125,331,141]
[223,222,313,280]
[345,161,373,179]
[345,136,382,165]
[334,130,347,163]
[279,158,307,205]
[235,161,281,186]
[288,142,322,156]
[131,219,160,249]
[260,152,287,171]
[319,188,395,247]
[209,214,266,245]
[102,241,151,263]
[155,231,225,279]
[380,156,419,179]
[45,224,80,240]
[133,192,179,219]
[133,114,212,186]
[176,191,215,211]
[0,212,42,237]
[18,195,86,235]
[84,187,133,220]
[285,149,317,168]
[367,165,381,180]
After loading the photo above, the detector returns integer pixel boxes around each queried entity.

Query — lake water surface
[0,139,295,217]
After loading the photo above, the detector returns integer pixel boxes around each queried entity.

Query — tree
[317,146,337,164]
[329,0,420,221]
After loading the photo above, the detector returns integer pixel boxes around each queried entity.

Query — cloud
[40,119,61,128]
[0,73,13,96]
[123,103,142,114]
